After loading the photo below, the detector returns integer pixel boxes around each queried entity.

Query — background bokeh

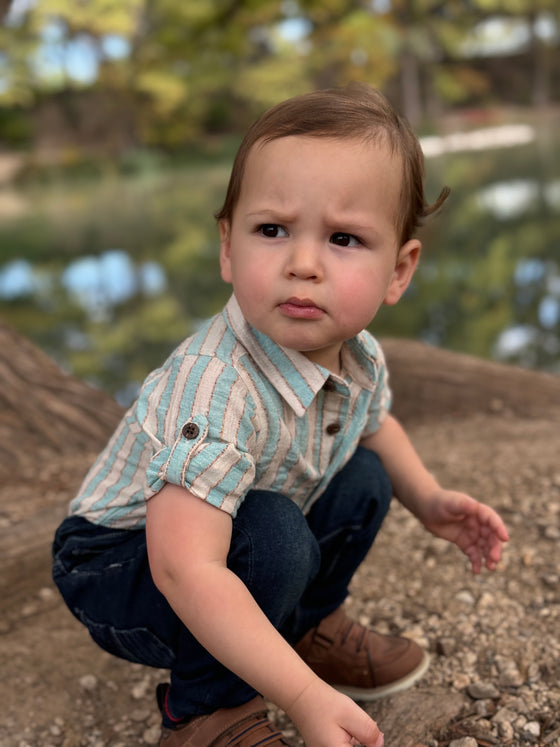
[0,0,558,404]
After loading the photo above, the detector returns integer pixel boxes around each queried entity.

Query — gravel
[1,413,559,747]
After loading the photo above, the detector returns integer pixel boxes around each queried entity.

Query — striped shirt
[70,294,392,528]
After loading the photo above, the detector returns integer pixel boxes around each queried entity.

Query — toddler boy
[53,83,508,747]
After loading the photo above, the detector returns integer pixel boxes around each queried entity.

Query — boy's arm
[360,414,439,517]
[360,414,509,573]
[146,483,384,747]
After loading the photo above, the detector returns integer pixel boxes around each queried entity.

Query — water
[0,121,558,404]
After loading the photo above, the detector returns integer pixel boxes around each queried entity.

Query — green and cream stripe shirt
[69,294,392,528]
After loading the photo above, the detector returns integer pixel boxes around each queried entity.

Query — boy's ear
[383,239,421,306]
[219,219,232,283]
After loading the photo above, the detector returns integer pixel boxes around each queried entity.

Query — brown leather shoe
[158,695,290,746]
[294,606,430,701]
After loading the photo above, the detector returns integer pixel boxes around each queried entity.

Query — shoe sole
[333,650,431,702]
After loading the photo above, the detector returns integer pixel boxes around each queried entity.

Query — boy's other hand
[418,489,509,574]
[287,677,384,747]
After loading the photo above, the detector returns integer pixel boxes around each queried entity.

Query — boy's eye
[259,224,288,238]
[330,232,361,247]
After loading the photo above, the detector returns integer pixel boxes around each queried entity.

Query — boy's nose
[285,241,323,281]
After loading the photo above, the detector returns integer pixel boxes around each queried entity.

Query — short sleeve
[362,339,392,436]
[142,356,258,517]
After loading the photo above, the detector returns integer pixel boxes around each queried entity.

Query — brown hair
[215,82,449,245]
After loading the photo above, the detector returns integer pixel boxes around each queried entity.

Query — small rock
[38,587,56,601]
[514,715,528,730]
[449,738,478,747]
[131,677,150,699]
[79,674,98,691]
[522,548,535,566]
[454,590,475,606]
[492,706,516,722]
[436,637,456,656]
[499,668,524,688]
[402,625,429,648]
[20,603,37,617]
[524,721,541,737]
[473,699,495,717]
[543,525,560,540]
[143,725,161,744]
[476,591,495,611]
[467,681,500,699]
[452,673,471,690]
[497,721,515,740]
[491,707,517,736]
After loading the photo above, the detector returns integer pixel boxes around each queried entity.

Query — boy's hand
[287,677,384,747]
[418,489,509,574]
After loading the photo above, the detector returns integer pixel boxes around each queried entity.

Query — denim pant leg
[52,491,320,720]
[282,446,393,644]
[52,517,179,669]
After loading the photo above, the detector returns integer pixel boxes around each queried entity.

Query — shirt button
[182,422,200,440]
[326,422,341,436]
[323,379,336,392]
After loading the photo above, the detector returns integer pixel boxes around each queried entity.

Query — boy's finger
[345,712,384,747]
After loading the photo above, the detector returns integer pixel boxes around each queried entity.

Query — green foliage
[1,0,558,152]
[0,106,31,144]
[33,0,143,36]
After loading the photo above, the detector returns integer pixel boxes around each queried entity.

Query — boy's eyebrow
[246,208,298,222]
[246,207,376,224]
[325,212,380,234]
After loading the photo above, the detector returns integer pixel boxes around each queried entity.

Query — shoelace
[339,619,369,654]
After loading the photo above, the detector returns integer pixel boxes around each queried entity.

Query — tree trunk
[0,322,123,478]
[400,47,423,128]
[0,0,11,22]
[528,8,551,108]
[382,337,560,423]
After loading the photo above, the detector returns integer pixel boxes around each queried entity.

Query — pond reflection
[0,122,558,404]
[61,250,167,321]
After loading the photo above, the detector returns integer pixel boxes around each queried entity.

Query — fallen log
[383,337,560,422]
[0,322,123,476]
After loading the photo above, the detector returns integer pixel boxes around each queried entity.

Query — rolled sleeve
[363,348,392,436]
[143,361,259,516]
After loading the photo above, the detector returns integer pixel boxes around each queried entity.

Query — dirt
[1,411,559,747]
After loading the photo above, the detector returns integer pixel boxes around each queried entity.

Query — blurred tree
[463,0,559,107]
[0,0,558,152]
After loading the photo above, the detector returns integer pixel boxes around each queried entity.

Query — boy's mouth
[279,297,325,320]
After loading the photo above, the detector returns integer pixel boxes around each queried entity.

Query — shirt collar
[223,294,381,416]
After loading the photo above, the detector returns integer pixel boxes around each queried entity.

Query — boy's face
[220,135,420,373]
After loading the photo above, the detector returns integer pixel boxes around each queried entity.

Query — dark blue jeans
[52,447,391,722]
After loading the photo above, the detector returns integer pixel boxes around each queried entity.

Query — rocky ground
[1,410,559,747]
